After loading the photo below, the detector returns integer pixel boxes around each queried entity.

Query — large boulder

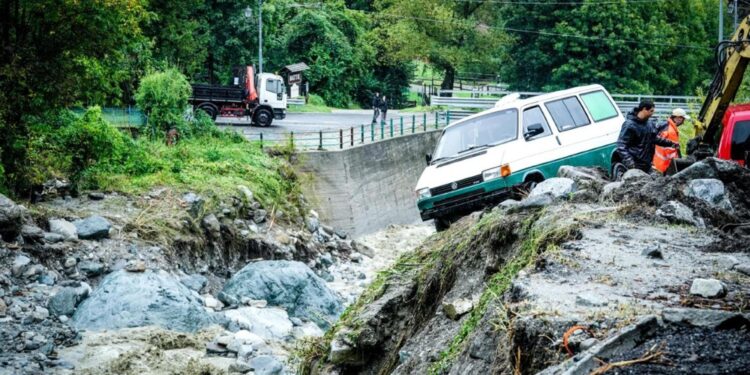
[0,193,24,240]
[557,166,608,191]
[72,270,219,332]
[683,179,733,211]
[218,260,343,328]
[528,178,577,200]
[73,215,112,240]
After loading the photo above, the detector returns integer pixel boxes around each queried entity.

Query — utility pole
[258,0,263,74]
[720,0,724,42]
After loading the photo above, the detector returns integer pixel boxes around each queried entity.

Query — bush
[307,94,327,107]
[135,68,192,137]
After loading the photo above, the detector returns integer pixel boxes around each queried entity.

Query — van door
[516,105,560,178]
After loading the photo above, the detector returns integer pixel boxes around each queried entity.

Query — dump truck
[189,65,286,127]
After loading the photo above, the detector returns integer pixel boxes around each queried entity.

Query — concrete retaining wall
[296,131,441,237]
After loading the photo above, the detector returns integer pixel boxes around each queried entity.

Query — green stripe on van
[417,143,616,211]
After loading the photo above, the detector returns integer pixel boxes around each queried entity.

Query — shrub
[135,68,192,138]
[307,94,327,107]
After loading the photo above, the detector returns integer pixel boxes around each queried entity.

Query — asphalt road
[217,110,440,149]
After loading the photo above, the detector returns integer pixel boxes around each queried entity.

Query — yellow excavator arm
[695,16,750,147]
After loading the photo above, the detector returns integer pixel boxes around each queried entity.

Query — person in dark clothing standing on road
[380,95,388,124]
[615,100,679,177]
[371,91,381,125]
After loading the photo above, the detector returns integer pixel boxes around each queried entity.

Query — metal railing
[430,90,702,119]
[230,112,454,151]
[288,97,305,106]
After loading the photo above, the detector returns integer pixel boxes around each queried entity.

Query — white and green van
[415,84,625,230]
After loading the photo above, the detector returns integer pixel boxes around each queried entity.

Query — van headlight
[416,188,431,200]
[482,167,501,181]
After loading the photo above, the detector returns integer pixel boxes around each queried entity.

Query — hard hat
[672,108,691,120]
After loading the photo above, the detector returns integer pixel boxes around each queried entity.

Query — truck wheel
[197,104,218,121]
[253,109,272,127]
[434,217,451,232]
[611,162,628,181]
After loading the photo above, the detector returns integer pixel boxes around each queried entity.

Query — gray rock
[218,260,343,329]
[43,232,65,244]
[621,169,651,182]
[663,307,749,329]
[318,253,334,267]
[689,278,727,298]
[229,361,253,373]
[672,160,720,180]
[21,225,44,242]
[656,201,705,227]
[517,194,554,210]
[305,217,319,233]
[73,216,111,240]
[0,193,24,240]
[78,261,105,277]
[87,192,105,200]
[249,355,284,375]
[48,284,90,316]
[329,331,360,365]
[528,177,577,199]
[580,338,598,351]
[180,274,208,292]
[353,241,375,258]
[684,179,733,211]
[334,228,348,239]
[125,259,146,272]
[557,166,608,184]
[238,185,254,203]
[38,272,57,286]
[601,181,623,201]
[735,264,750,276]
[73,270,219,332]
[499,199,521,209]
[64,257,77,268]
[32,307,49,322]
[575,293,608,307]
[641,247,663,259]
[253,209,267,224]
[183,192,204,217]
[224,306,293,341]
[12,255,31,276]
[202,214,221,238]
[0,298,6,317]
[49,219,77,241]
[443,298,473,320]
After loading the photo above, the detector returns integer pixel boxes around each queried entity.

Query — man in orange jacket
[652,108,689,173]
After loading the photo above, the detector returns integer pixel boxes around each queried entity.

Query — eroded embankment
[298,158,750,375]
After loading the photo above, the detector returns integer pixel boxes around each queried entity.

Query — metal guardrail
[431,91,702,119]
[288,97,305,106]
[232,112,455,151]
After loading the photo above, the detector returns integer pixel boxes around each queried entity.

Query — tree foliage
[498,0,718,94]
[135,68,192,135]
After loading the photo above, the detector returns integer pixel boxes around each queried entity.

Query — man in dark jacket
[371,91,380,125]
[616,100,679,173]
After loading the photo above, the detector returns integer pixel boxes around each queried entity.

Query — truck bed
[190,84,244,103]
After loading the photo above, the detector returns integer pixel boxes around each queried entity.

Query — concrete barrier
[296,130,442,237]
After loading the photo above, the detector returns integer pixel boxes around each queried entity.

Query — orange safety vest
[652,118,680,173]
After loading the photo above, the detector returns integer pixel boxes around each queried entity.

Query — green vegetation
[135,69,193,136]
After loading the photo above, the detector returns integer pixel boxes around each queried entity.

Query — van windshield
[432,108,518,161]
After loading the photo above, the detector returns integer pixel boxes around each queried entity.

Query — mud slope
[298,159,750,375]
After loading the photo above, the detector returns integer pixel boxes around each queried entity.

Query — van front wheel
[434,217,451,232]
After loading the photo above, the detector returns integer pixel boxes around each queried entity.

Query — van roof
[444,84,607,130]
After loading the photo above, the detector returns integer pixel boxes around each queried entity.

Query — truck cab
[718,104,750,166]
[257,73,287,121]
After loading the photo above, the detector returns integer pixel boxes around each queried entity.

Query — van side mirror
[425,153,432,165]
[524,123,544,140]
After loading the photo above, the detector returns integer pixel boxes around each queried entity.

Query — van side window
[545,97,590,131]
[581,90,619,122]
[522,106,551,140]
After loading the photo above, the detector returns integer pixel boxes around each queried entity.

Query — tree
[499,0,717,95]
[135,68,192,137]
[374,0,510,93]
[0,0,147,192]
